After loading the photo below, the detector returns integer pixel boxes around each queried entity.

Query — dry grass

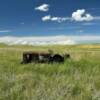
[0,44,100,100]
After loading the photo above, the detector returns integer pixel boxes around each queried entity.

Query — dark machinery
[21,51,70,64]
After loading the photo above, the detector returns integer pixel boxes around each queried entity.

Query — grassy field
[0,44,100,100]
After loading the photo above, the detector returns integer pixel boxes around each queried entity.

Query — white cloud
[41,9,100,23]
[72,9,94,21]
[0,36,100,45]
[35,4,49,12]
[42,15,70,23]
[0,36,75,45]
[42,15,51,21]
[0,30,11,33]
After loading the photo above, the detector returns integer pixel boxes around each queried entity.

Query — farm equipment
[21,50,70,64]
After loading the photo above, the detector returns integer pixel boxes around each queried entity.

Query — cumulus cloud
[35,4,49,12]
[41,9,100,23]
[42,15,51,21]
[72,9,94,21]
[42,15,70,23]
[41,9,95,23]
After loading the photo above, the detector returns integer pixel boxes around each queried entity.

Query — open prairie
[0,44,100,100]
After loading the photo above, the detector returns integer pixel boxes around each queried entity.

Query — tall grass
[0,44,100,100]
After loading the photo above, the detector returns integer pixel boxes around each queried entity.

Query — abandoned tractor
[21,51,70,64]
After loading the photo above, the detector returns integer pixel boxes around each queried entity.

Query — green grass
[0,44,100,100]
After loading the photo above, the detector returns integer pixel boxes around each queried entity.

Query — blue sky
[0,0,100,36]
